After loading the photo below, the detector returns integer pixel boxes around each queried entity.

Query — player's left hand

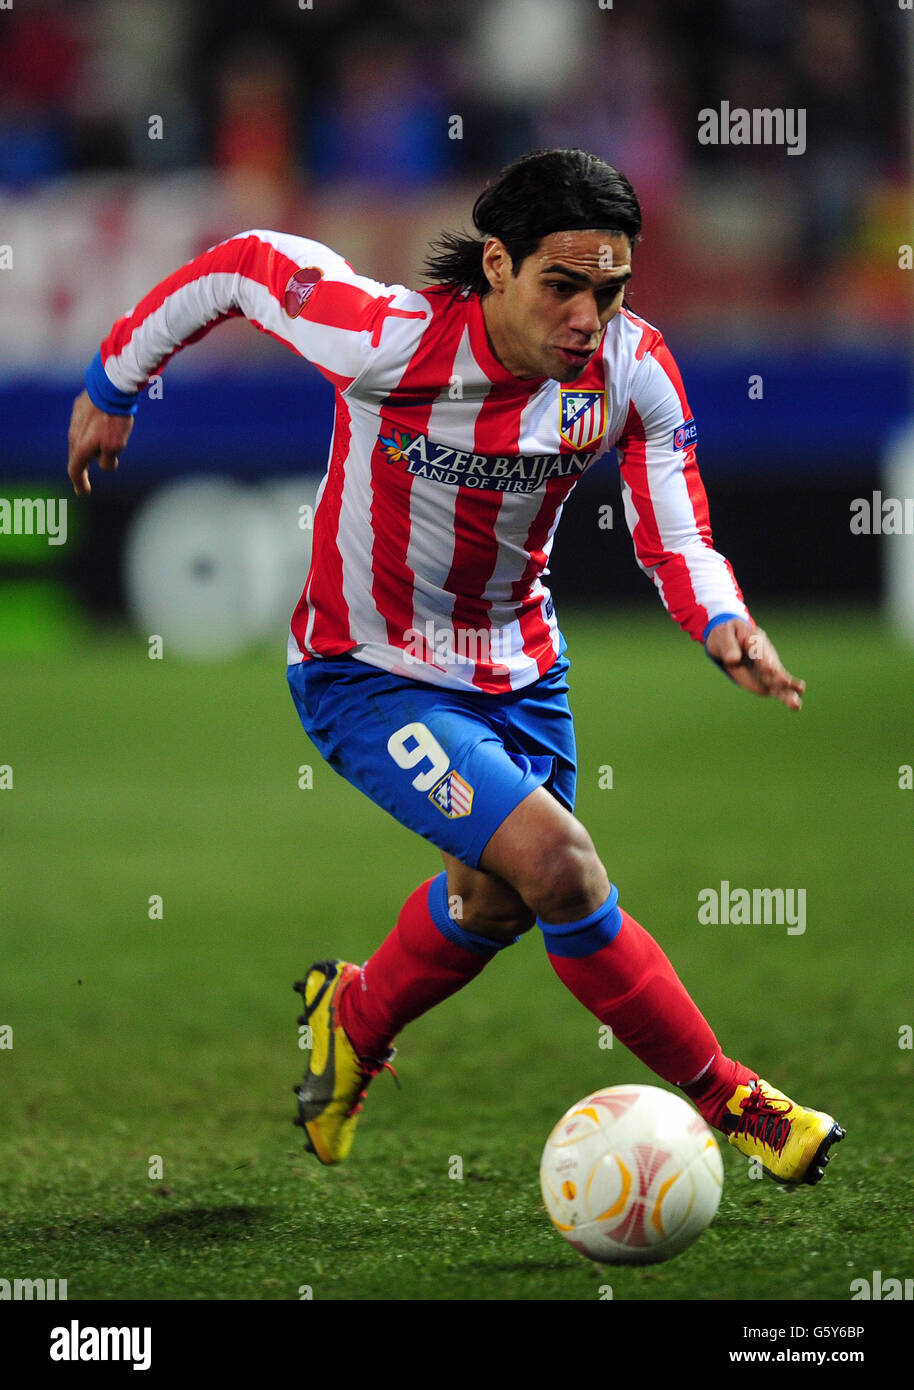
[705,619,805,711]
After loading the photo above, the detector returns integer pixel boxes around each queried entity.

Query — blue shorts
[287,648,577,869]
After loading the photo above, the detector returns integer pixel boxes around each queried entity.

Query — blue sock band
[537,885,622,958]
[427,871,515,956]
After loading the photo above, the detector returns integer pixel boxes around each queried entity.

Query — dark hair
[422,148,642,298]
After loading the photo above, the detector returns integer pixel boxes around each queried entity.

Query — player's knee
[457,895,536,944]
[520,830,610,924]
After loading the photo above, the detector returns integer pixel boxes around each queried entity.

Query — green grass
[2,605,913,1301]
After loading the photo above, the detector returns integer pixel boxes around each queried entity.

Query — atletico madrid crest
[559,388,607,451]
[428,769,474,819]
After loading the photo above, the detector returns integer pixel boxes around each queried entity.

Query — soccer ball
[540,1083,723,1265]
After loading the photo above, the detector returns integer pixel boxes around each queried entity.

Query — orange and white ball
[540,1084,723,1265]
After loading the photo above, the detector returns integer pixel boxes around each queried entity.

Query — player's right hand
[67,389,134,496]
[705,619,806,711]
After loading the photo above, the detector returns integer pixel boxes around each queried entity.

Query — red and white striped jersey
[98,229,750,692]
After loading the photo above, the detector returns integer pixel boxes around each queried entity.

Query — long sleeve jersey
[87,229,750,692]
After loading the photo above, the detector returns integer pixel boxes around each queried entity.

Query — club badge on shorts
[559,389,607,451]
[428,769,474,819]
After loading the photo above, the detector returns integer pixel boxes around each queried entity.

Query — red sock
[680,1052,759,1129]
[337,873,499,1059]
[545,902,756,1129]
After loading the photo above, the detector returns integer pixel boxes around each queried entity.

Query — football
[540,1083,723,1265]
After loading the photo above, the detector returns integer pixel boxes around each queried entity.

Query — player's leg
[478,783,733,1096]
[335,854,535,1061]
[333,859,522,1064]
[293,854,533,1165]
[478,785,844,1184]
[286,654,565,1163]
[292,868,530,1165]
[288,651,842,1180]
[438,850,535,943]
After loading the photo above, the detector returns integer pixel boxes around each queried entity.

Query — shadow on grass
[1,1204,276,1259]
[481,1259,590,1274]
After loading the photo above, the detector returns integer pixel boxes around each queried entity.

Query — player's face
[481,230,633,382]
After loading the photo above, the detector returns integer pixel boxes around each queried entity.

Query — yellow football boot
[292,959,396,1165]
[721,1078,845,1184]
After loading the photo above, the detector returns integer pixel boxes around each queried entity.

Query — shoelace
[347,1052,400,1118]
[736,1086,793,1155]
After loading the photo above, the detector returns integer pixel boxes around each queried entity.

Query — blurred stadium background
[3,0,914,1311]
[1,0,912,651]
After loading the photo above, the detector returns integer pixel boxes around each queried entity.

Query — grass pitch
[2,606,913,1303]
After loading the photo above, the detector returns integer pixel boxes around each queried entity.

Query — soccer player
[68,148,844,1185]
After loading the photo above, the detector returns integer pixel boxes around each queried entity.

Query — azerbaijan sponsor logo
[378,428,598,494]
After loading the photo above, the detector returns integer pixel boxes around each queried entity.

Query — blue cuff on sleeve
[84,351,140,416]
[702,612,747,644]
[703,611,749,680]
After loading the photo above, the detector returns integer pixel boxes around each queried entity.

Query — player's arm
[68,229,401,495]
[616,335,805,711]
